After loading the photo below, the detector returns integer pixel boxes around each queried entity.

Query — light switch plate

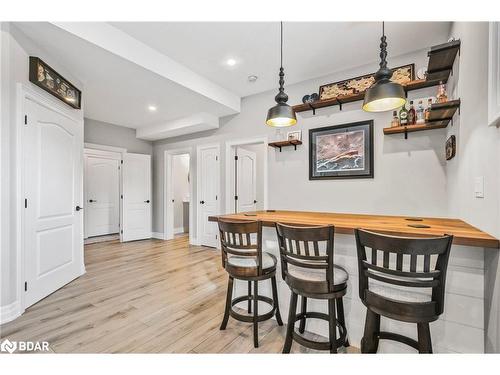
[474,176,484,198]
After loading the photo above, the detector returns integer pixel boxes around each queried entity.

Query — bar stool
[354,229,453,353]
[218,219,283,348]
[275,223,349,354]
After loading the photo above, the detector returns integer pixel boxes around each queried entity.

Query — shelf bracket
[308,103,316,115]
[293,144,297,151]
[404,127,408,140]
[337,99,343,111]
[278,146,282,152]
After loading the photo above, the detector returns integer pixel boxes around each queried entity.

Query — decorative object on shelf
[29,57,82,109]
[302,93,319,103]
[287,130,302,141]
[318,64,413,101]
[416,67,428,80]
[436,81,448,103]
[446,135,456,160]
[391,111,400,128]
[266,22,297,127]
[363,22,407,112]
[309,120,374,180]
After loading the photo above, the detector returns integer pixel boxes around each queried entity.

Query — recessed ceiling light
[248,75,258,82]
[226,58,237,66]
[148,105,157,112]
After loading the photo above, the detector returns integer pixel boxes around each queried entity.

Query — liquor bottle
[437,81,448,103]
[391,110,400,127]
[416,100,425,124]
[408,100,416,125]
[424,98,433,122]
[399,104,408,126]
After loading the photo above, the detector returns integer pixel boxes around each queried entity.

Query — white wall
[152,48,447,235]
[172,154,190,232]
[445,22,500,353]
[0,22,84,316]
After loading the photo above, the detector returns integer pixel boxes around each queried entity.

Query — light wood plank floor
[0,235,358,353]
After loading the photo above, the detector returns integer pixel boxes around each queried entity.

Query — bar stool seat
[288,264,348,289]
[226,252,277,277]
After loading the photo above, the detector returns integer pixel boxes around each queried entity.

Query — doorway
[225,138,268,214]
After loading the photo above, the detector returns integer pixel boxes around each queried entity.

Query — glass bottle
[416,100,425,124]
[437,81,448,103]
[424,98,433,122]
[408,100,416,125]
[399,104,408,126]
[391,110,400,127]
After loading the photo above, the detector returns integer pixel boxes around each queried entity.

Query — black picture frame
[29,56,82,109]
[309,120,374,180]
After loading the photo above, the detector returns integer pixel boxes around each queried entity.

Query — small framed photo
[287,130,302,141]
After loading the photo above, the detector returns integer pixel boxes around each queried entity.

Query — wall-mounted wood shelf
[268,140,302,152]
[383,99,461,139]
[293,39,461,115]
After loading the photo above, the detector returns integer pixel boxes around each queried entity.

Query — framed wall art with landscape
[309,120,374,180]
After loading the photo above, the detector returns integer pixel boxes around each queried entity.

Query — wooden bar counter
[209,210,499,353]
[209,210,499,249]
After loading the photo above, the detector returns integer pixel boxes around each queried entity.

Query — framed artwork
[287,130,302,141]
[446,135,456,160]
[318,64,414,101]
[29,56,82,109]
[309,120,374,180]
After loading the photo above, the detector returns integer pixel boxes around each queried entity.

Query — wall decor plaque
[318,64,414,101]
[309,120,374,180]
[29,56,82,109]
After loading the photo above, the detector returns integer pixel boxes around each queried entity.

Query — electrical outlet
[474,176,484,198]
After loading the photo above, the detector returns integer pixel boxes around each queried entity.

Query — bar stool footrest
[230,295,276,323]
[378,331,419,350]
[292,311,347,350]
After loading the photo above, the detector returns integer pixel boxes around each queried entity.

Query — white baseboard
[0,300,23,324]
[174,227,185,235]
[151,232,165,240]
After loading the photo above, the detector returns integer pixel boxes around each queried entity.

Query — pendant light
[266,22,297,127]
[363,22,406,112]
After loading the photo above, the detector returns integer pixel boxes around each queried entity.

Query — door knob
[144,200,150,203]
[75,206,83,211]
[200,200,205,204]
[253,200,257,204]
[89,199,96,203]
[172,199,175,203]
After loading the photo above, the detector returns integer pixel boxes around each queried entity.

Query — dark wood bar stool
[218,219,283,348]
[275,223,349,353]
[355,229,453,353]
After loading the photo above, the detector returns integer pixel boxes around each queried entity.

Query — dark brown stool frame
[276,223,349,354]
[355,229,453,354]
[218,220,283,348]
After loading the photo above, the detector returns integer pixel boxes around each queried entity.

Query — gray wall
[84,118,153,155]
[152,47,448,235]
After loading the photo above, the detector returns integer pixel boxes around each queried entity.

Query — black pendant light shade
[363,22,406,112]
[266,22,297,127]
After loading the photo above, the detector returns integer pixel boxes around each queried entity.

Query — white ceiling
[13,22,451,134]
[111,22,452,97]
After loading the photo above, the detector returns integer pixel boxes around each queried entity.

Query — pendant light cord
[280,21,283,69]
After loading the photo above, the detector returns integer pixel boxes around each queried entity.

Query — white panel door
[122,153,151,241]
[85,155,120,237]
[23,98,84,308]
[236,147,257,213]
[198,146,219,247]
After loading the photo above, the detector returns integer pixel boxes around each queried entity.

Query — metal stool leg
[253,280,259,348]
[283,292,298,353]
[271,276,283,326]
[328,298,338,353]
[299,296,307,334]
[220,276,233,330]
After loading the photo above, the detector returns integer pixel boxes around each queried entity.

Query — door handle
[200,200,205,204]
[172,199,175,203]
[253,200,257,204]
[144,200,150,203]
[75,206,83,211]
[89,199,96,203]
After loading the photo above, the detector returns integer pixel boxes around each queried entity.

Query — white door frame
[15,83,84,316]
[225,136,268,214]
[83,147,123,239]
[196,143,221,247]
[164,147,194,244]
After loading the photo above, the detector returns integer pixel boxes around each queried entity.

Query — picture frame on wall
[309,120,374,180]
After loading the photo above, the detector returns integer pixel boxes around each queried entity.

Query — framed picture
[318,64,414,101]
[446,135,456,160]
[29,56,82,109]
[309,120,374,180]
[287,130,302,141]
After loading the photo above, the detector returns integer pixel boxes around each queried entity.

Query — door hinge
[215,195,218,200]
[24,282,27,291]
[121,160,123,164]
[234,155,238,161]
[118,166,120,170]
[24,115,28,125]
[121,230,123,234]
[215,155,218,161]
[121,194,123,199]
[24,198,28,208]
[216,234,218,240]
[234,195,238,201]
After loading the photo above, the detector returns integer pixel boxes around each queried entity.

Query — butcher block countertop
[208,210,499,249]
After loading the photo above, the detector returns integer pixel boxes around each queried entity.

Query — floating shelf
[268,139,302,152]
[293,39,461,115]
[383,99,461,139]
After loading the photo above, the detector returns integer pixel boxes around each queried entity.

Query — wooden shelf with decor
[383,99,460,139]
[293,39,461,115]
[268,139,302,152]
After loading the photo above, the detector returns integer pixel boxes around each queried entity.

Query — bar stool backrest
[218,220,263,274]
[355,229,453,321]
[275,223,335,293]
